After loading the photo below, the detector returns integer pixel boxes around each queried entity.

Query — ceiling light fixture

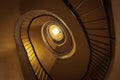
[49,24,64,41]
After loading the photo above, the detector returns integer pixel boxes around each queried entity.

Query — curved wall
[108,0,120,79]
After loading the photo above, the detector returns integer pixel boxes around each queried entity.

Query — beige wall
[0,0,23,80]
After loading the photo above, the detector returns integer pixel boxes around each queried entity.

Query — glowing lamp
[49,24,64,41]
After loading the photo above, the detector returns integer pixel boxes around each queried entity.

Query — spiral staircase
[0,0,119,80]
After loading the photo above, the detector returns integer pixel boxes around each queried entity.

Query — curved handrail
[63,0,115,80]
[20,13,54,80]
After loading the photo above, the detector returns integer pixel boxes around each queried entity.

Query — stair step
[28,50,33,57]
[29,53,35,62]
[23,41,30,46]
[26,47,33,53]
[30,56,36,66]
[25,44,31,49]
